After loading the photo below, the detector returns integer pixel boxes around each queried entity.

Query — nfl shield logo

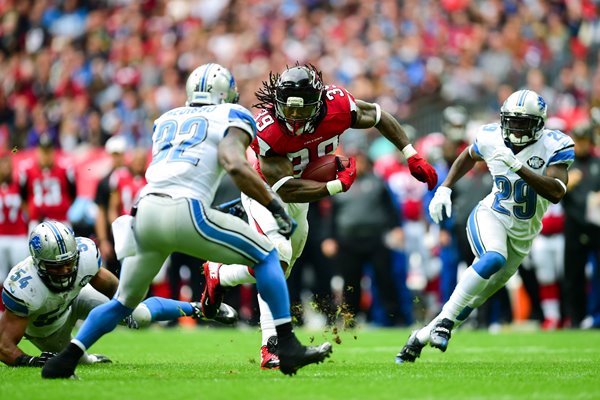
[527,156,545,169]
[29,235,43,252]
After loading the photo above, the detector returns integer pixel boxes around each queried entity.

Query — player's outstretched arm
[442,145,481,188]
[428,146,480,224]
[0,309,34,366]
[219,128,296,238]
[89,267,119,299]
[219,128,278,206]
[353,100,438,190]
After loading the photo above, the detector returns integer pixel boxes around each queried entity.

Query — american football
[301,154,350,182]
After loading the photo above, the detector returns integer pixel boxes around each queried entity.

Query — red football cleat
[260,336,280,370]
[201,262,224,319]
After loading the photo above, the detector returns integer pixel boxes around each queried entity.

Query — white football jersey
[2,237,101,337]
[141,104,256,205]
[471,123,574,241]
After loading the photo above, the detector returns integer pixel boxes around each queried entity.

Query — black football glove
[14,351,57,367]
[266,199,297,239]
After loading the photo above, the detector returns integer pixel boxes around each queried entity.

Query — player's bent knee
[473,251,506,279]
[274,239,292,266]
[116,292,147,310]
[131,303,152,328]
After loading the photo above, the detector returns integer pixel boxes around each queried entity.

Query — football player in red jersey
[108,148,148,221]
[0,152,29,309]
[202,64,438,369]
[18,134,76,232]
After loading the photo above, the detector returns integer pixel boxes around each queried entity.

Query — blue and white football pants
[463,204,533,312]
[116,194,275,307]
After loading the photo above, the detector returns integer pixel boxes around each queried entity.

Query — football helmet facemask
[185,63,239,106]
[29,221,80,292]
[274,66,324,136]
[500,90,547,146]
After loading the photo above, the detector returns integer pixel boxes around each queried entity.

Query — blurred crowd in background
[1,0,599,331]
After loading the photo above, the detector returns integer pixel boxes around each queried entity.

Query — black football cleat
[429,318,454,352]
[395,331,425,364]
[41,344,82,379]
[278,338,332,376]
[191,301,238,325]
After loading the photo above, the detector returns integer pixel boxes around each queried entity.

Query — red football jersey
[251,85,356,178]
[18,159,76,222]
[0,181,27,235]
[109,167,147,216]
[540,202,564,236]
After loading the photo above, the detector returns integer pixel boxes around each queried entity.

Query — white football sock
[541,299,560,321]
[218,264,255,287]
[416,267,488,343]
[258,294,277,346]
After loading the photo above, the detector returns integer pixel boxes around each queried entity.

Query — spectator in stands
[18,134,76,231]
[562,122,600,328]
[0,151,29,297]
[94,136,127,276]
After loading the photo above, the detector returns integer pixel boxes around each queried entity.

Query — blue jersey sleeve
[2,290,29,317]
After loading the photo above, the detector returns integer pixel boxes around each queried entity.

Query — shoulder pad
[3,261,46,316]
[76,237,102,275]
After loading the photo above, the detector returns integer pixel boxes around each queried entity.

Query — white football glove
[490,147,523,172]
[429,186,452,224]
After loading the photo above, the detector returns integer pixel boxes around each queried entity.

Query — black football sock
[275,322,299,347]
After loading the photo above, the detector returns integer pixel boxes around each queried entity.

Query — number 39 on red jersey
[251,85,357,177]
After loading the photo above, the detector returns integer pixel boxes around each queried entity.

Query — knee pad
[472,251,506,279]
[273,238,292,267]
[131,303,152,329]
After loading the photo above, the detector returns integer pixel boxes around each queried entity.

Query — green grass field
[1,325,599,400]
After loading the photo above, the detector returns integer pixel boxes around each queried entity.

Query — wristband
[373,103,381,126]
[271,176,294,193]
[326,180,343,195]
[554,178,567,194]
[265,199,285,214]
[402,144,418,159]
[509,159,523,172]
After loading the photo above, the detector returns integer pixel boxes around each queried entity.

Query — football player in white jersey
[395,89,575,363]
[42,63,332,379]
[0,220,237,367]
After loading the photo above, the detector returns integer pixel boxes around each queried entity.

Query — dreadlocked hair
[252,62,323,110]
[253,70,280,110]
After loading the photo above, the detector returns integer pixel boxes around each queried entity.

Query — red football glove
[336,156,357,192]
[407,155,438,191]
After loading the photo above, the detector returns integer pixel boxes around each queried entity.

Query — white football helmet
[185,63,239,106]
[29,221,79,292]
[500,89,547,146]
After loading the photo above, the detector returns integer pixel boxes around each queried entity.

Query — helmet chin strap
[286,121,304,136]
[285,120,315,136]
